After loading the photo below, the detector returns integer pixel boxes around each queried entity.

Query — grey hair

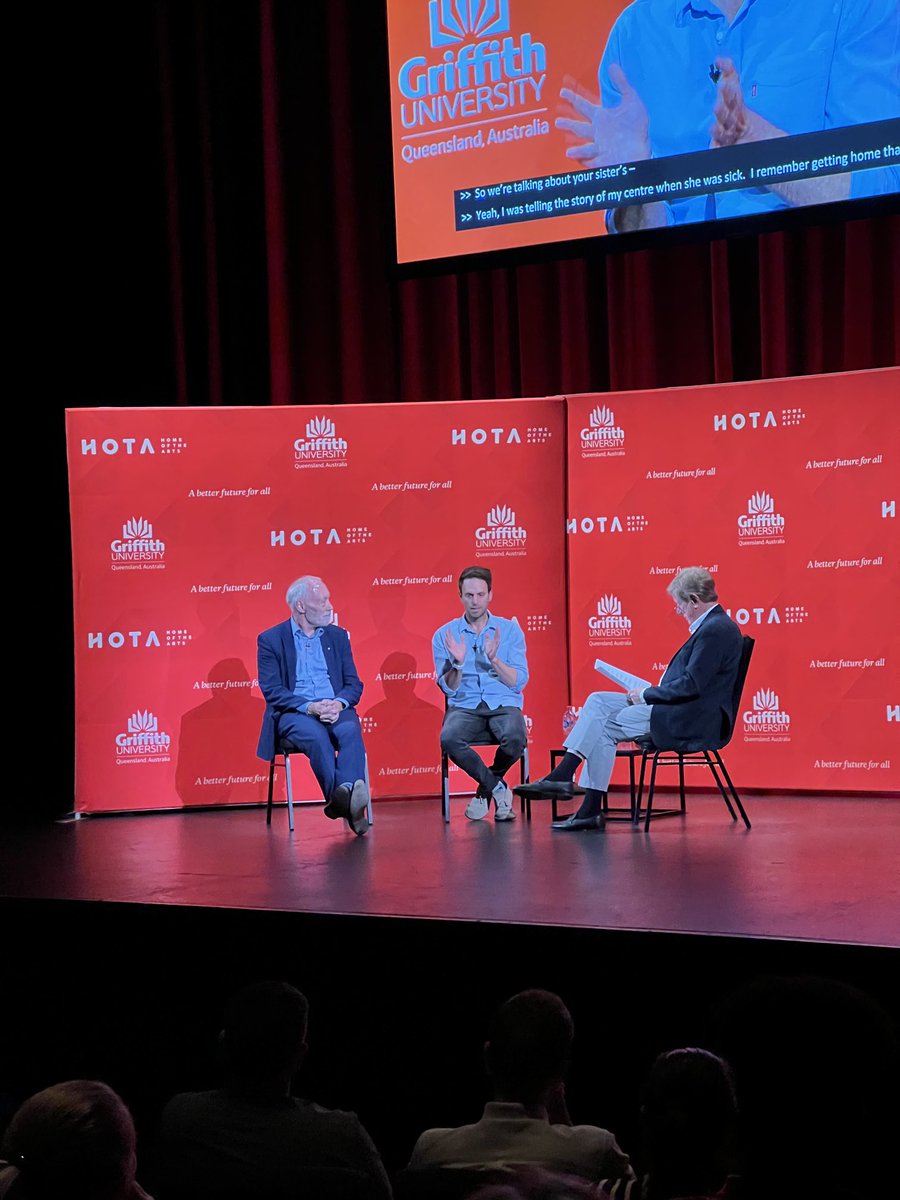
[667,567,718,605]
[285,576,325,608]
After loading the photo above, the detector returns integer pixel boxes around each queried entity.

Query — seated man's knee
[439,720,459,754]
[502,731,527,758]
[582,691,618,718]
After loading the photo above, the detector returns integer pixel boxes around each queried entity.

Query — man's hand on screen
[710,56,782,147]
[556,65,650,168]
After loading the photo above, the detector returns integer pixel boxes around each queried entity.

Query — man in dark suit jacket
[257,575,369,835]
[516,568,742,830]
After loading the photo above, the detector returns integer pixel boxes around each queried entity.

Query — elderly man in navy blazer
[516,567,742,830]
[257,575,369,835]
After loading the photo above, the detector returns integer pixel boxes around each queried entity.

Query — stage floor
[2,792,897,947]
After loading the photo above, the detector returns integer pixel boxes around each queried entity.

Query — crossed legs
[564,691,653,793]
[275,707,366,801]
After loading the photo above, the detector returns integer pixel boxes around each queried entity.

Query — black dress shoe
[514,778,585,798]
[551,815,605,831]
[346,779,371,836]
[324,783,351,819]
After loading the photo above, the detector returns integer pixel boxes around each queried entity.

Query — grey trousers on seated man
[564,692,653,792]
[441,703,527,795]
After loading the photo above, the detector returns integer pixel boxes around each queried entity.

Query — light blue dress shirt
[293,625,336,713]
[432,612,529,711]
[599,0,900,227]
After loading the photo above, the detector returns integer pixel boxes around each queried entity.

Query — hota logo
[738,490,786,546]
[88,628,192,650]
[398,1,546,135]
[713,406,806,431]
[80,435,187,456]
[475,503,527,557]
[743,687,791,742]
[110,517,166,570]
[580,406,625,457]
[588,595,632,646]
[725,604,808,626]
[115,710,172,764]
[567,514,649,534]
[293,416,348,470]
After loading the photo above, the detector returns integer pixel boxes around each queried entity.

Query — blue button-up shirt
[432,612,529,710]
[293,624,335,713]
[600,0,900,228]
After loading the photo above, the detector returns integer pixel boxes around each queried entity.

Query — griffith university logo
[115,709,172,764]
[399,2,547,141]
[293,416,348,469]
[737,490,786,546]
[429,0,510,45]
[580,405,625,457]
[110,517,166,570]
[475,503,527,557]
[588,594,632,647]
[743,687,791,743]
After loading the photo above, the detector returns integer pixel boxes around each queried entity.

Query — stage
[2,790,898,1182]
[1,791,897,945]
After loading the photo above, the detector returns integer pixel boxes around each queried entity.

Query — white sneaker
[464,793,490,821]
[493,782,516,822]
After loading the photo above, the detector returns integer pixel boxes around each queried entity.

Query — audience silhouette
[157,979,391,1200]
[403,989,633,1189]
[0,1079,154,1200]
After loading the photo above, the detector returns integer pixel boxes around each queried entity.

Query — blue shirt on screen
[292,624,337,712]
[432,613,528,711]
[599,0,900,227]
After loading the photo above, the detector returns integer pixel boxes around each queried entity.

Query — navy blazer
[256,620,363,761]
[644,606,743,752]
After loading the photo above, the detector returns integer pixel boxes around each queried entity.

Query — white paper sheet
[594,658,653,692]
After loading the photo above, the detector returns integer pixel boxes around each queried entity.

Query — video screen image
[387,0,900,263]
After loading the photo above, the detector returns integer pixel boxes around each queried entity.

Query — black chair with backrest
[635,634,755,831]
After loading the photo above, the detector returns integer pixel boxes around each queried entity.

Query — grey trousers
[563,692,653,792]
[440,704,527,793]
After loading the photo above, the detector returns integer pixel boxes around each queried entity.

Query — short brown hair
[458,566,492,592]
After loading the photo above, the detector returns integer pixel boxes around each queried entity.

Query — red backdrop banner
[566,367,898,793]
[66,398,568,812]
[66,370,897,813]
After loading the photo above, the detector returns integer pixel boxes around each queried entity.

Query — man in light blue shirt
[432,566,529,822]
[556,0,900,231]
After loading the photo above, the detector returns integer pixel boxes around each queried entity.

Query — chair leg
[266,761,275,825]
[711,751,751,829]
[364,753,373,824]
[519,749,530,820]
[628,755,637,821]
[643,754,661,831]
[634,752,649,824]
[705,751,737,820]
[441,750,450,823]
[678,754,687,812]
[283,753,294,833]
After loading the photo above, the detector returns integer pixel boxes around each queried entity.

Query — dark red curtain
[19,0,897,825]
[120,0,898,413]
